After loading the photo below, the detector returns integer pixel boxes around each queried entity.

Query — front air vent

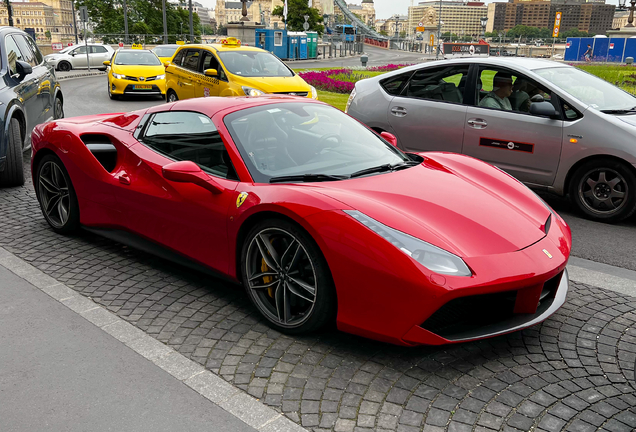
[80,134,118,173]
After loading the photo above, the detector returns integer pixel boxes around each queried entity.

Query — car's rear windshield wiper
[269,174,349,183]
[349,161,420,178]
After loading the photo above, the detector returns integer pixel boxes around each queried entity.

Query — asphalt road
[59,74,636,272]
[292,44,430,69]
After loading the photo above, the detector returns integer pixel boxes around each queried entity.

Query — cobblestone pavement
[2,156,635,432]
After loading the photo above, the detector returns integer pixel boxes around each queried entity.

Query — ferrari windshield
[224,103,411,183]
[218,51,293,77]
[534,66,636,111]
[114,51,161,66]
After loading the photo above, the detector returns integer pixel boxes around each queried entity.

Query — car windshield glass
[58,46,73,54]
[224,103,410,183]
[218,51,293,77]
[534,66,636,111]
[114,51,161,66]
[153,46,177,57]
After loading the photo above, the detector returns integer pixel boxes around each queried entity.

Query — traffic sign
[79,6,88,22]
[430,33,434,46]
[303,22,309,31]
[51,42,63,50]
[552,11,562,38]
[118,42,124,47]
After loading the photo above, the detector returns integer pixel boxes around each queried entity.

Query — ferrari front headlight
[344,210,472,277]
[242,86,265,97]
[112,72,124,79]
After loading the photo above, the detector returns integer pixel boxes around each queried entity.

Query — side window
[200,51,219,73]
[380,71,412,96]
[4,35,24,75]
[22,34,43,64]
[403,65,469,104]
[73,46,87,55]
[477,67,554,115]
[560,98,581,120]
[172,49,185,66]
[12,35,36,66]
[182,49,201,72]
[142,111,238,180]
[91,46,108,54]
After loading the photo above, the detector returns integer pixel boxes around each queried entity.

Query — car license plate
[133,85,152,90]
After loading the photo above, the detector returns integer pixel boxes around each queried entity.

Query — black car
[0,28,63,186]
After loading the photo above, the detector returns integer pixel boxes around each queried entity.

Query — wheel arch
[564,154,636,197]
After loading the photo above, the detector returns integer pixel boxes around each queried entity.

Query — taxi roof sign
[221,37,241,47]
[131,43,143,49]
[176,40,185,45]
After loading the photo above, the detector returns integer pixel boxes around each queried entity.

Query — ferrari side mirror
[380,131,398,147]
[162,160,224,194]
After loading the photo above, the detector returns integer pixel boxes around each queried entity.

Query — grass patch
[578,64,636,94]
[317,91,349,111]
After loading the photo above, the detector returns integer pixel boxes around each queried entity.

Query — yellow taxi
[152,44,180,63]
[104,47,166,100]
[164,37,317,102]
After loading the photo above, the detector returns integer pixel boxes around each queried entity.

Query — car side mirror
[530,94,544,103]
[16,60,32,79]
[162,160,224,194]
[204,68,218,77]
[380,131,398,147]
[529,101,559,118]
[163,61,170,68]
[103,60,110,66]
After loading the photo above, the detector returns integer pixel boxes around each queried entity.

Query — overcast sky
[197,0,622,21]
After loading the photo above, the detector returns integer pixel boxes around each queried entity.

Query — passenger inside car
[479,72,513,110]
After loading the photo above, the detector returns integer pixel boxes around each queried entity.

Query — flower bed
[298,64,413,94]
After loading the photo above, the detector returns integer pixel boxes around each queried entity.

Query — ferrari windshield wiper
[269,174,349,183]
[349,161,420,178]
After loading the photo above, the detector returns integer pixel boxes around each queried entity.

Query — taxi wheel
[108,83,119,100]
[569,158,636,223]
[167,91,178,103]
[58,61,71,72]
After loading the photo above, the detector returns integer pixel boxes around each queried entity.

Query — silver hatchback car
[346,58,636,222]
[44,43,114,71]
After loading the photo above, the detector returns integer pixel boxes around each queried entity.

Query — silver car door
[71,45,88,68]
[90,45,109,66]
[387,64,469,153]
[462,66,564,186]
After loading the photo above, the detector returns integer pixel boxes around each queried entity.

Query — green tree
[272,0,324,35]
[379,29,388,36]
[45,30,51,40]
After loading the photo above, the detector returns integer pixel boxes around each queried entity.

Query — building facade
[0,1,58,42]
[612,9,629,29]
[407,1,487,38]
[486,0,615,35]
[32,0,75,41]
[216,0,272,27]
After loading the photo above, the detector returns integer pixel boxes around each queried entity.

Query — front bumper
[45,58,60,68]
[110,78,166,95]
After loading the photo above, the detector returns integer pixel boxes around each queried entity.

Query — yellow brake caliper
[262,259,275,298]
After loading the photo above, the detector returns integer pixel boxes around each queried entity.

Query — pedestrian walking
[584,44,592,62]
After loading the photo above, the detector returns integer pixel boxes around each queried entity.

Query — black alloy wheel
[241,219,336,334]
[54,97,64,119]
[0,118,24,186]
[570,158,636,223]
[35,154,80,233]
[58,61,71,72]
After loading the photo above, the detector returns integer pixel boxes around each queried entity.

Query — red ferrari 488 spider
[31,96,571,346]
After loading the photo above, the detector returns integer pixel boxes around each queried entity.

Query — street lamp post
[498,31,503,55]
[480,16,487,40]
[436,0,442,59]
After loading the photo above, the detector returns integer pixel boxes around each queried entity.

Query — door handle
[390,106,407,117]
[118,173,131,185]
[467,118,488,128]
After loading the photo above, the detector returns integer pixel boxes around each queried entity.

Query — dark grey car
[346,58,636,223]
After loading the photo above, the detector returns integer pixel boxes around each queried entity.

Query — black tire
[569,158,636,223]
[0,118,25,187]
[167,90,178,103]
[240,218,336,334]
[53,96,64,119]
[58,61,71,72]
[108,83,119,100]
[35,154,80,233]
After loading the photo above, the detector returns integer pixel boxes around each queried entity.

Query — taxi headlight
[310,85,318,100]
[345,88,356,113]
[344,210,472,277]
[112,72,124,79]
[156,74,165,80]
[242,86,265,97]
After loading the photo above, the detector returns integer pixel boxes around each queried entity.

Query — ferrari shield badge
[236,192,248,208]
[542,249,553,259]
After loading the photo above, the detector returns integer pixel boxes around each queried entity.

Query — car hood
[614,113,636,127]
[112,64,165,76]
[309,158,550,258]
[229,75,311,94]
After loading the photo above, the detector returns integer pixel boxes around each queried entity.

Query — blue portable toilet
[298,32,308,59]
[288,32,299,60]
[255,29,288,59]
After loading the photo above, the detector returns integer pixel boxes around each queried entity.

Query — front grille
[124,76,139,81]
[274,91,309,97]
[421,271,564,339]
